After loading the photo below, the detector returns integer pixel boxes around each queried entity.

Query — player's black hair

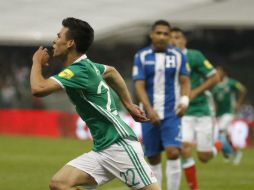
[171,27,186,36]
[151,20,171,31]
[62,17,94,53]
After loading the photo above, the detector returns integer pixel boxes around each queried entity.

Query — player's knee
[165,147,180,159]
[148,154,161,165]
[49,178,67,190]
[138,182,161,190]
[181,143,192,158]
[198,153,212,163]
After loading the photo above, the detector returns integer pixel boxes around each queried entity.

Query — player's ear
[67,39,75,49]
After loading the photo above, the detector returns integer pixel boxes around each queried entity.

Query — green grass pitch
[0,135,253,190]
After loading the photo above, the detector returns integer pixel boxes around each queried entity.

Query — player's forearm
[237,87,247,106]
[30,62,48,97]
[193,73,219,97]
[103,66,133,109]
[134,81,153,113]
[179,75,191,97]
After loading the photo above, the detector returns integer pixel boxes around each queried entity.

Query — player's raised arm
[103,65,148,122]
[30,47,62,97]
[234,81,247,112]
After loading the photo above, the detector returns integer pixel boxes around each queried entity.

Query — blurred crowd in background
[0,29,254,112]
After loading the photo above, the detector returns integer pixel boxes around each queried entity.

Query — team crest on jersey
[58,69,74,79]
[204,60,213,69]
[165,55,176,68]
[235,82,243,90]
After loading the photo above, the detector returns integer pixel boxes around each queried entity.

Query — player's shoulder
[228,77,239,85]
[135,46,153,56]
[72,56,90,67]
[167,45,184,56]
[69,58,95,75]
[187,48,203,56]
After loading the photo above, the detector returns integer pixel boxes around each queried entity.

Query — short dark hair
[171,27,185,36]
[151,20,171,31]
[62,17,94,53]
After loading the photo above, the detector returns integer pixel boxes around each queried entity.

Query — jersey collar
[74,54,87,63]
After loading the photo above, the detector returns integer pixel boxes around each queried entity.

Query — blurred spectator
[0,77,17,108]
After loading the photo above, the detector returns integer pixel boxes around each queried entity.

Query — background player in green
[213,65,247,121]
[212,65,247,163]
[30,17,160,190]
[171,27,219,190]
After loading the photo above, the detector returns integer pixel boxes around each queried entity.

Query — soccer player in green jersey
[30,17,160,190]
[171,27,219,190]
[213,66,247,124]
[212,65,247,163]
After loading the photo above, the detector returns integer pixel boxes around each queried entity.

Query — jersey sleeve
[51,64,87,89]
[94,63,107,75]
[231,79,244,92]
[132,52,145,80]
[195,51,216,77]
[179,53,189,76]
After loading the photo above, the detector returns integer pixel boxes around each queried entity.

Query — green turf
[0,135,253,190]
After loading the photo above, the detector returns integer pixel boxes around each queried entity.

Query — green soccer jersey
[212,77,243,117]
[184,49,216,116]
[52,55,137,151]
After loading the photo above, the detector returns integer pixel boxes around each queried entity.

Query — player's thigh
[138,182,161,190]
[161,116,181,148]
[51,165,97,188]
[141,122,162,157]
[101,139,158,189]
[196,117,214,152]
[181,116,196,143]
[218,114,234,131]
[65,151,114,187]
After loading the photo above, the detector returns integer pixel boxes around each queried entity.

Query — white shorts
[218,113,234,131]
[67,139,157,189]
[181,116,214,152]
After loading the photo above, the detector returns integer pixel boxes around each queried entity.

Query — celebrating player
[30,17,160,190]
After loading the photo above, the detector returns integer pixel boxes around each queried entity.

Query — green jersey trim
[50,76,65,89]
[73,54,87,63]
[117,139,152,185]
[101,65,107,75]
[79,90,130,138]
[206,69,216,77]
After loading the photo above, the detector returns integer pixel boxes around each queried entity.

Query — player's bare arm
[235,83,247,112]
[176,75,191,117]
[30,46,62,97]
[190,72,219,100]
[103,65,149,122]
[134,80,160,126]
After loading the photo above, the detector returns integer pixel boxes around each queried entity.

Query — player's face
[52,27,71,58]
[150,25,170,51]
[171,31,186,49]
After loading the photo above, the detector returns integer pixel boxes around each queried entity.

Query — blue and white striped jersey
[132,45,189,119]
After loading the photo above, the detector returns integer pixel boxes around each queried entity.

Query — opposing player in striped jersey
[133,20,190,190]
[30,17,160,190]
[171,27,219,190]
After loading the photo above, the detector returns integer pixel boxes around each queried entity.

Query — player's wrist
[179,95,189,107]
